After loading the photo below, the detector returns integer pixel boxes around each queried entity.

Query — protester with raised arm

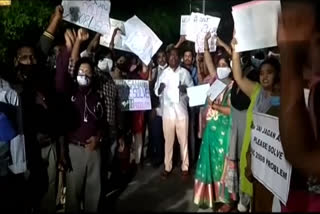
[193,32,235,212]
[8,5,65,213]
[56,28,104,213]
[278,2,320,212]
[231,33,281,211]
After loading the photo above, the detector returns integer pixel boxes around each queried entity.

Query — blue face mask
[270,96,280,106]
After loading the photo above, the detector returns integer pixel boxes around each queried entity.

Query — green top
[240,83,261,197]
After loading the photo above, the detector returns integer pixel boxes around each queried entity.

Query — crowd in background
[1,1,320,213]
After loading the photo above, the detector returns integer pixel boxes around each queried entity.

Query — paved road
[104,164,212,212]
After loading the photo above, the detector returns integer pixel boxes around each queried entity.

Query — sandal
[161,170,171,180]
[217,204,233,213]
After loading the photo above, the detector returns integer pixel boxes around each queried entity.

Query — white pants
[163,118,189,172]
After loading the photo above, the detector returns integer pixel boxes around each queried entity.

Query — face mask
[17,63,38,81]
[77,75,91,86]
[217,67,231,79]
[270,96,280,106]
[98,58,113,72]
[116,62,127,71]
[159,64,168,70]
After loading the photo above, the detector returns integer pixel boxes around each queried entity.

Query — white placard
[100,18,131,52]
[304,88,310,106]
[186,13,220,53]
[123,16,163,65]
[251,112,292,205]
[180,15,190,35]
[115,80,151,111]
[207,79,227,101]
[187,84,210,107]
[232,0,281,52]
[61,0,111,35]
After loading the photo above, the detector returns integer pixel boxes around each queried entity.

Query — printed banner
[186,12,220,53]
[115,80,151,111]
[123,15,163,65]
[61,0,111,35]
[251,112,292,205]
[232,0,281,52]
[100,18,131,52]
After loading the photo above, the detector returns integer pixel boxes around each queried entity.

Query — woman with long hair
[194,33,235,212]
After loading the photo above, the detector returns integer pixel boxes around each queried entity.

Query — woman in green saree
[194,33,236,212]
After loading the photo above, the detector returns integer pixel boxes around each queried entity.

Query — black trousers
[148,115,164,165]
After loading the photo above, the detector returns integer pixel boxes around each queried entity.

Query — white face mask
[217,67,231,79]
[77,75,91,86]
[98,58,113,72]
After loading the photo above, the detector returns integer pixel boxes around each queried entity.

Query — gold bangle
[43,31,55,40]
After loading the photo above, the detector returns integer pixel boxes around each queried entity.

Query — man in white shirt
[154,48,194,179]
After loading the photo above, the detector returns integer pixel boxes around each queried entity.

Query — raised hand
[53,5,64,21]
[179,35,186,44]
[77,28,89,42]
[64,29,77,50]
[277,3,315,46]
[205,32,211,41]
[230,37,238,52]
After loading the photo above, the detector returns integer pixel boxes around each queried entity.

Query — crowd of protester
[1,1,320,213]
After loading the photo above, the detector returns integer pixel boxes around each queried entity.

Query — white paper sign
[180,15,190,35]
[304,88,310,106]
[123,16,163,65]
[207,79,227,101]
[61,0,111,35]
[251,112,292,205]
[115,80,151,111]
[186,13,220,53]
[232,0,281,52]
[187,84,210,107]
[100,18,131,52]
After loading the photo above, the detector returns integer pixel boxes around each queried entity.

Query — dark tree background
[0,0,249,65]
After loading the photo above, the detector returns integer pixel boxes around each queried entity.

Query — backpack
[0,112,16,142]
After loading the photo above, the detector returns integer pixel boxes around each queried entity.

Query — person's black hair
[74,57,95,76]
[94,46,112,65]
[15,41,35,57]
[215,54,231,68]
[169,48,180,58]
[183,48,194,58]
[258,57,281,85]
[157,49,166,56]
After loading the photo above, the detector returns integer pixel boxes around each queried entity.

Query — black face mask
[116,62,127,71]
[17,63,39,82]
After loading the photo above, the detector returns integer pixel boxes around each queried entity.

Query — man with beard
[11,5,65,213]
[175,35,200,168]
